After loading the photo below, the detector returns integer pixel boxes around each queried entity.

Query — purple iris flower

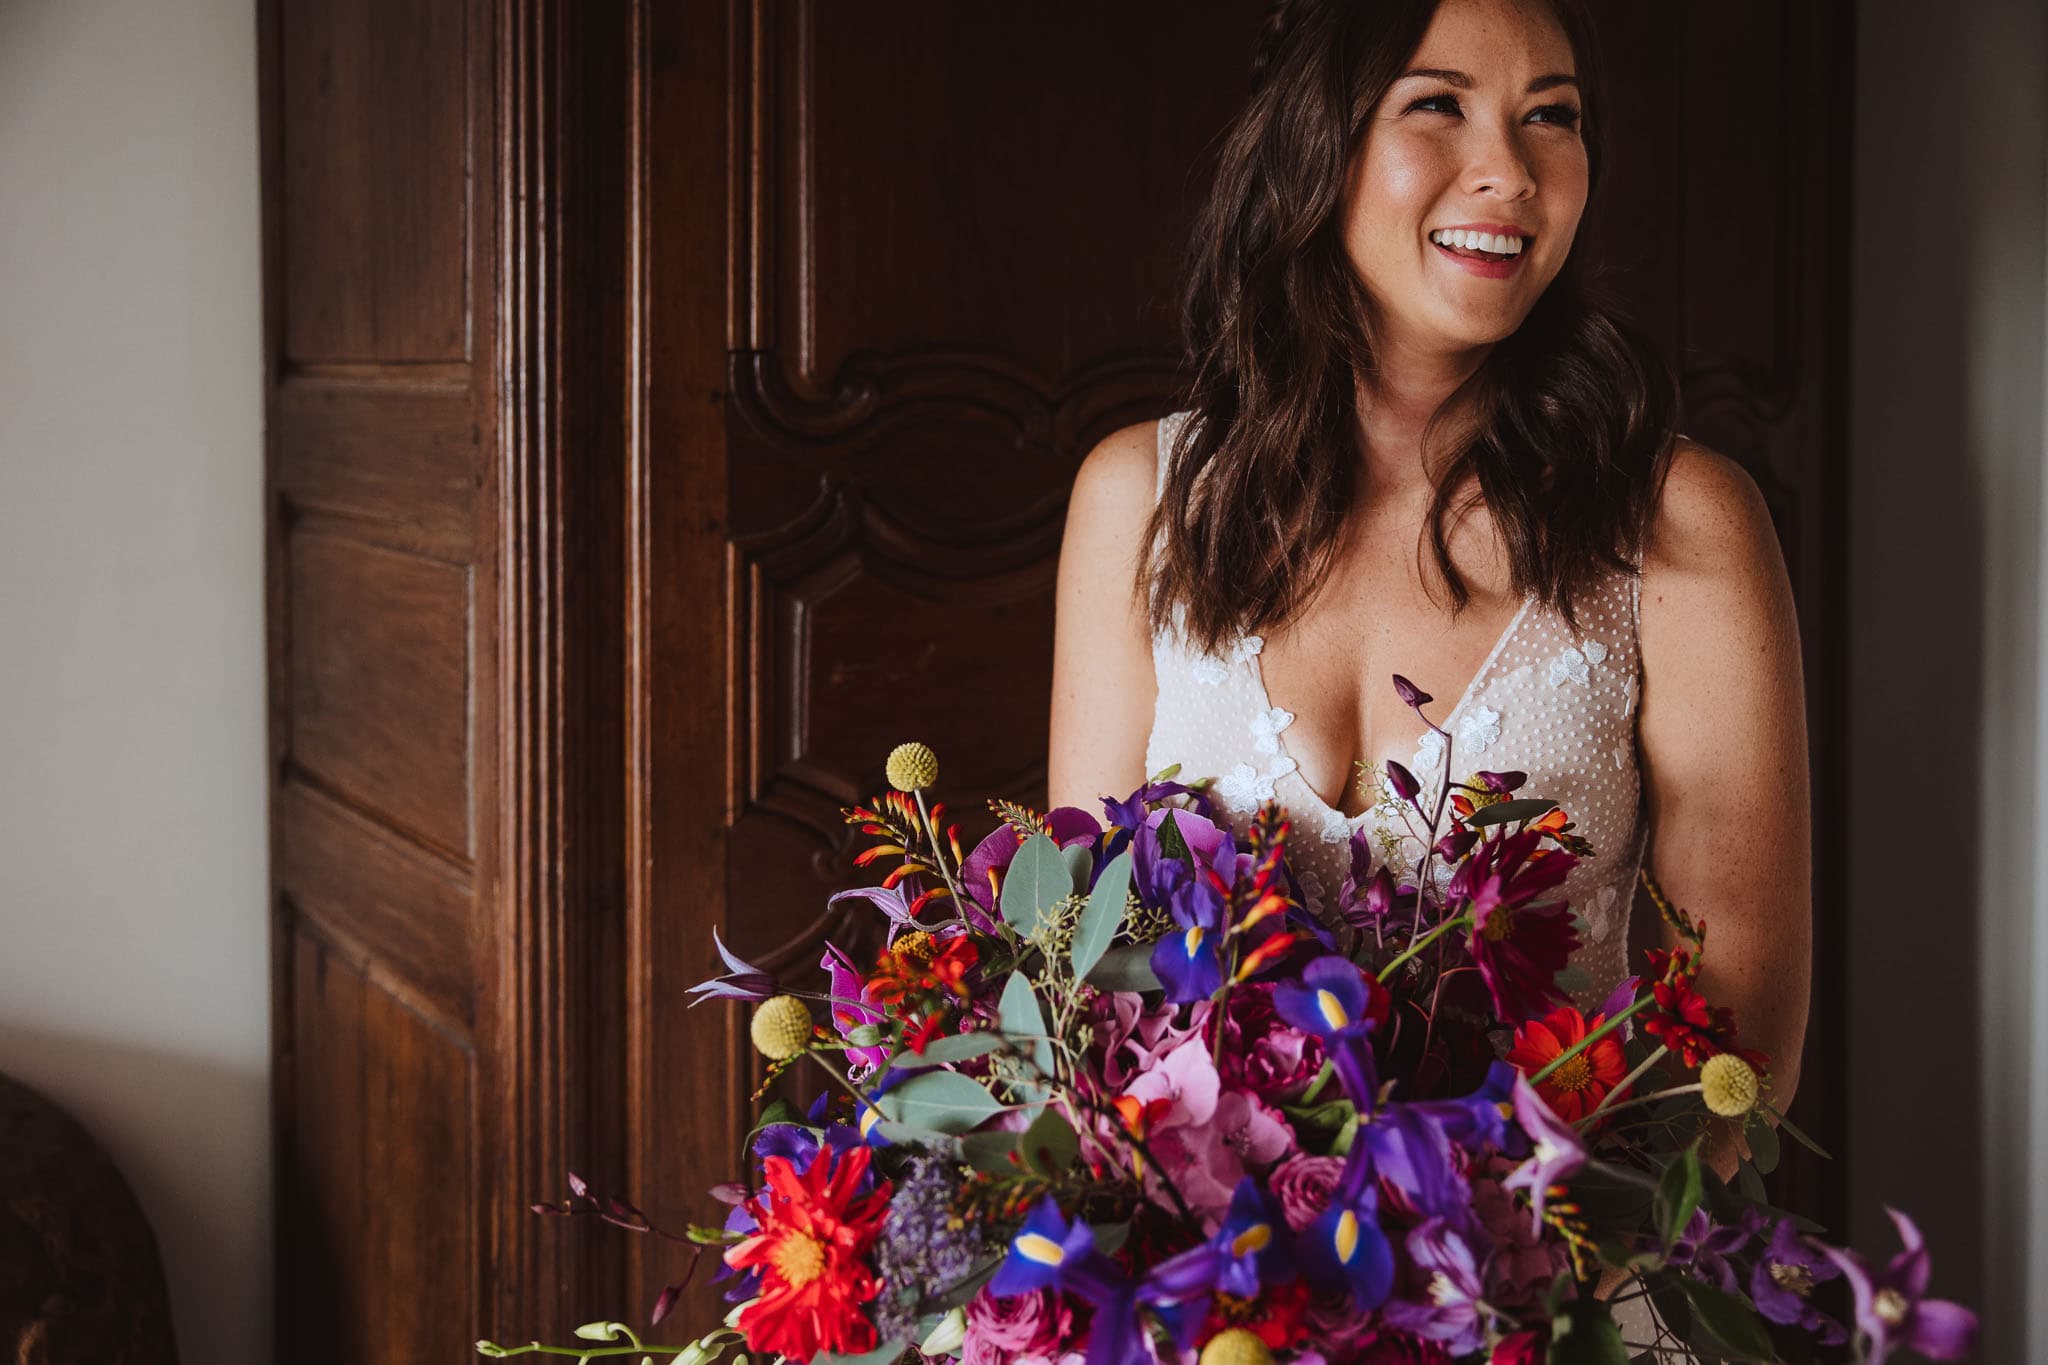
[1362,1105,1469,1220]
[1820,1208,1977,1362]
[1150,876,1227,1004]
[1272,955,1386,1106]
[1145,1178,1297,1307]
[1411,1060,1524,1158]
[1751,1218,1847,1345]
[1381,1215,1489,1355]
[684,928,777,1004]
[991,1199,1149,1365]
[1297,1144,1396,1310]
[1501,1072,1585,1231]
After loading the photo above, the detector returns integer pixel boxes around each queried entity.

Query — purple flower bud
[1477,769,1527,794]
[651,1281,684,1327]
[567,1172,590,1198]
[709,1182,750,1206]
[1385,760,1420,802]
[1436,828,1477,862]
[1392,675,1434,708]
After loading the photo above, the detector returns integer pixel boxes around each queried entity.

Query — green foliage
[878,1070,1004,1134]
[1679,1278,1776,1361]
[997,971,1055,1100]
[1467,797,1561,828]
[1001,833,1070,939]
[1546,1296,1630,1364]
[1020,1108,1079,1177]
[1070,849,1132,981]
[1085,943,1162,992]
[1654,1143,1703,1250]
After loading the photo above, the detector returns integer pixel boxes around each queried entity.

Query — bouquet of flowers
[479,676,1976,1365]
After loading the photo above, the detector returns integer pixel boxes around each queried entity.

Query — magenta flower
[1455,829,1580,1023]
[1820,1208,1978,1362]
[685,928,778,1004]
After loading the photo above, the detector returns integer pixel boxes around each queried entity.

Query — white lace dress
[1141,410,1649,1012]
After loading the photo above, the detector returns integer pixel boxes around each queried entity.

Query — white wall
[1848,1,2048,1359]
[0,2,268,1363]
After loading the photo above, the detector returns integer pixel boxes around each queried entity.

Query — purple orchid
[1820,1208,1978,1362]
[1750,1217,1847,1345]
[1381,1215,1490,1356]
[684,928,778,1005]
[820,941,887,1077]
[1501,1072,1585,1231]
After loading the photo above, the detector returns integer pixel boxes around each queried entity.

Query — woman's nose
[1463,122,1538,200]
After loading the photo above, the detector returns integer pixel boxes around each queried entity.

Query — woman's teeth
[1429,228,1525,258]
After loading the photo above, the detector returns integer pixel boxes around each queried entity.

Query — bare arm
[1636,442,1813,1171]
[1047,420,1163,815]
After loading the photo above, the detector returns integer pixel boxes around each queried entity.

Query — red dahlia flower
[725,1144,892,1360]
[1506,1006,1629,1124]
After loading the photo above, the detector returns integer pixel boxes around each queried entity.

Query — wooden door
[262,0,637,1354]
[263,0,1851,1349]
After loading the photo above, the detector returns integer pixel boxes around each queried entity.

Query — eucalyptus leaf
[875,1121,964,1150]
[1060,841,1093,896]
[846,1022,883,1048]
[1071,850,1132,981]
[891,1032,1004,1067]
[1021,1108,1079,1176]
[879,1070,1004,1135]
[998,972,1055,1099]
[1086,942,1162,992]
[1735,1159,1768,1204]
[1654,1144,1703,1251]
[930,1256,1003,1310]
[1001,834,1070,939]
[1679,1278,1776,1361]
[1091,1221,1131,1256]
[1468,796,1560,828]
[960,1130,1019,1173]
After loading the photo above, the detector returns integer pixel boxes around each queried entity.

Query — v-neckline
[1243,593,1536,820]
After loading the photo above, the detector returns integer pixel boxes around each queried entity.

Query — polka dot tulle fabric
[1141,410,1647,1009]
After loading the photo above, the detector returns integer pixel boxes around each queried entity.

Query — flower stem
[1579,1081,1702,1128]
[1579,1044,1672,1126]
[1377,914,1472,983]
[477,1345,693,1360]
[912,788,972,925]
[1530,996,1651,1084]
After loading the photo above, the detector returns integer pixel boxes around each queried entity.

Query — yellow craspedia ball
[750,995,813,1061]
[885,741,939,793]
[1700,1052,1761,1118]
[1199,1329,1273,1365]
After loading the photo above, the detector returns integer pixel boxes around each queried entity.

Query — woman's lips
[1430,238,1528,280]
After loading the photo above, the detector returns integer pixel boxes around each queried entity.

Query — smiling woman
[1050,0,1814,1352]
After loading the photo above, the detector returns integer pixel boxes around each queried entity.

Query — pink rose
[964,1287,1072,1365]
[1270,1154,1347,1232]
[1216,982,1327,1103]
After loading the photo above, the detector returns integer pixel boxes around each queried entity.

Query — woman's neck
[1353,340,1491,499]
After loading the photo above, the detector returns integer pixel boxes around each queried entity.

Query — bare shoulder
[1640,438,1780,581]
[1636,436,1803,713]
[1071,418,1164,516]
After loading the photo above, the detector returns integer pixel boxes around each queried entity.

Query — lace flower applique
[1547,640,1608,688]
[1190,633,1266,686]
[1216,762,1275,806]
[1250,705,1294,757]
[1459,705,1502,754]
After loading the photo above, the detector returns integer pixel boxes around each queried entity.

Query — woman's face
[1340,0,1589,359]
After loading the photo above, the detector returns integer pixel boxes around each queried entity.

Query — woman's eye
[1407,93,1461,116]
[1530,103,1583,128]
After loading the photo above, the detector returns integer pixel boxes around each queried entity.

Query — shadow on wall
[0,1021,270,1365]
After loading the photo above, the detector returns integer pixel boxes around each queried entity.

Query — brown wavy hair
[1144,0,1679,655]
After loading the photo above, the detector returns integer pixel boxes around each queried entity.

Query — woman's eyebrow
[1396,67,1580,93]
